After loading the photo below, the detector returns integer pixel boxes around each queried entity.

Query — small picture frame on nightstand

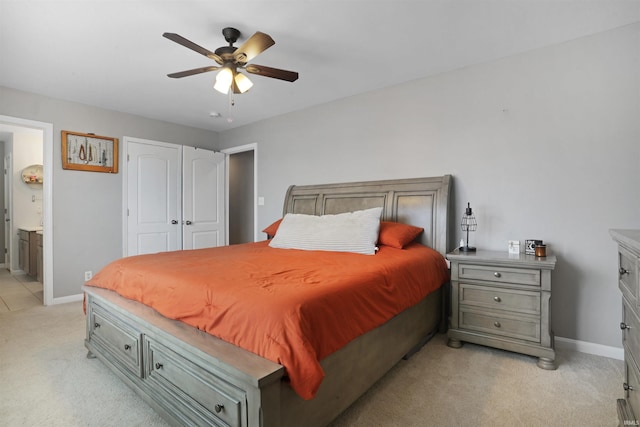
[508,240,520,254]
[525,239,543,255]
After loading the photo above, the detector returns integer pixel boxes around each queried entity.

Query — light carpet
[0,301,623,426]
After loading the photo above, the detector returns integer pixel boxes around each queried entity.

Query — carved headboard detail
[282,175,452,256]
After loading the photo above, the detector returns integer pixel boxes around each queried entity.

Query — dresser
[447,249,557,369]
[610,229,640,425]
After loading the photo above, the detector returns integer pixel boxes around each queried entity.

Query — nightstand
[446,249,557,369]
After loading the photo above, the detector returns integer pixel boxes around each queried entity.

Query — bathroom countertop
[18,226,43,232]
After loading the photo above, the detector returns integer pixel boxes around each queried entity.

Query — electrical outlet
[84,271,93,281]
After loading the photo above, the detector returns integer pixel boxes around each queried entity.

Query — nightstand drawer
[459,263,541,287]
[459,307,540,342]
[460,284,540,315]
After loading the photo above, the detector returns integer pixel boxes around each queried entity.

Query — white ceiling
[1,0,638,133]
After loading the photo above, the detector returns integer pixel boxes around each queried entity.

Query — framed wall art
[62,130,119,173]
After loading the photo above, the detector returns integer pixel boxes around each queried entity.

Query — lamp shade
[214,67,233,94]
[234,72,253,93]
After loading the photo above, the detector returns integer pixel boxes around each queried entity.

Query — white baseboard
[556,336,624,361]
[50,293,84,305]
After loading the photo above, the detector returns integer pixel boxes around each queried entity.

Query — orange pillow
[262,218,283,237]
[378,221,424,249]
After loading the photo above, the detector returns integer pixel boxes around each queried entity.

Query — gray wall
[218,24,640,348]
[0,87,219,298]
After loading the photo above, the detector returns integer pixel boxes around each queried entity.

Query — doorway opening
[223,143,257,244]
[0,115,53,306]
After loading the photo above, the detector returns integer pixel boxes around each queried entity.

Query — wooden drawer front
[460,284,540,315]
[459,264,541,287]
[146,338,245,427]
[626,351,640,419]
[619,249,639,303]
[623,301,640,363]
[459,307,540,342]
[89,306,142,377]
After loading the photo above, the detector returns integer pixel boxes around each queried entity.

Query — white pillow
[268,207,383,255]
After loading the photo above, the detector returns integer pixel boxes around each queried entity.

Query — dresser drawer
[460,284,540,315]
[145,337,245,427]
[459,263,541,287]
[623,300,640,363]
[459,307,540,342]
[625,350,640,420]
[619,248,639,304]
[89,305,143,378]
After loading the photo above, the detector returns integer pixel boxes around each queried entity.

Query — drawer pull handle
[494,272,501,278]
[621,322,631,330]
[493,296,502,303]
[624,382,634,391]
[155,362,163,370]
[214,404,224,413]
[124,344,131,351]
[494,321,501,328]
[620,267,630,276]
[94,322,101,328]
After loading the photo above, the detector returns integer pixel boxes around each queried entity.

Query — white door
[182,146,226,249]
[127,139,181,256]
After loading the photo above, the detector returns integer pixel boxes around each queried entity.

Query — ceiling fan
[163,27,299,95]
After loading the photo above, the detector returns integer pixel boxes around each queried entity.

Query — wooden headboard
[282,175,452,256]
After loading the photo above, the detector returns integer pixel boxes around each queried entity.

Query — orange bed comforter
[86,240,448,399]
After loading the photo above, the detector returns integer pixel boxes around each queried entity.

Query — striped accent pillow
[268,207,383,255]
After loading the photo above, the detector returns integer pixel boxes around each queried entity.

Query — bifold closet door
[125,139,226,256]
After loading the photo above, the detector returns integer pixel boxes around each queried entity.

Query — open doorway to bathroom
[0,115,53,308]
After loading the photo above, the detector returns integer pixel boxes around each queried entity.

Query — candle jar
[535,244,547,257]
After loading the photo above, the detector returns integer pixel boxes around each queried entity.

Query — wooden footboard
[84,285,442,427]
[84,286,284,426]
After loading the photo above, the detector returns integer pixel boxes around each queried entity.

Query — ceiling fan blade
[233,32,275,63]
[163,32,223,64]
[245,64,299,82]
[167,66,220,78]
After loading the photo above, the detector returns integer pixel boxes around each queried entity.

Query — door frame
[222,143,258,242]
[4,153,11,270]
[0,115,53,305]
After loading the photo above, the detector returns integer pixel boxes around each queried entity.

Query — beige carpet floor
[0,301,624,426]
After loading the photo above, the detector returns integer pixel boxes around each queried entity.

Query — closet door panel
[183,147,226,250]
[127,140,181,256]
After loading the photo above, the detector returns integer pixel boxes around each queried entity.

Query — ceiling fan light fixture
[164,27,298,95]
[214,66,233,94]
[234,72,253,93]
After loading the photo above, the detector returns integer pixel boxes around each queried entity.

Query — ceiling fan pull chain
[226,91,235,123]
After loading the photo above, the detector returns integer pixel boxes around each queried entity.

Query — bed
[83,175,452,427]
